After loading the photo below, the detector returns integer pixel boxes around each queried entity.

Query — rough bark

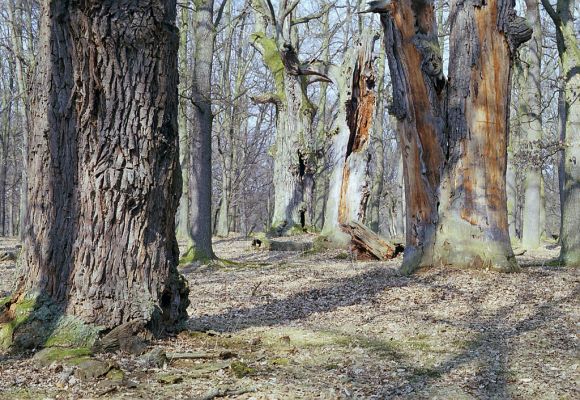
[188,0,217,258]
[374,0,530,273]
[18,0,189,334]
[433,0,530,271]
[378,0,447,273]
[322,31,378,244]
[520,0,543,250]
[368,51,386,234]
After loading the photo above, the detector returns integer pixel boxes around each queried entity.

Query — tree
[185,0,226,260]
[250,0,330,234]
[322,30,378,243]
[541,0,580,267]
[4,0,189,348]
[370,0,531,273]
[520,0,544,250]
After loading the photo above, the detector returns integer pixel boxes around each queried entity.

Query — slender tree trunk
[176,6,191,241]
[188,0,216,258]
[15,0,189,340]
[322,31,378,243]
[7,0,31,240]
[540,0,579,266]
[520,0,543,250]
[506,142,518,241]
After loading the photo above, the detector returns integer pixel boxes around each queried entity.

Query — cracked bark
[375,0,531,273]
[20,0,189,331]
[323,30,378,244]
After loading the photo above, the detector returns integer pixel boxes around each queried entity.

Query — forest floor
[0,235,578,399]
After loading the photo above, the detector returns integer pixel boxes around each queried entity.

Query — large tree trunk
[270,73,316,233]
[14,0,189,342]
[322,31,378,243]
[520,0,543,250]
[250,0,325,235]
[188,0,216,258]
[540,0,580,267]
[378,0,447,273]
[373,0,530,273]
[433,0,530,271]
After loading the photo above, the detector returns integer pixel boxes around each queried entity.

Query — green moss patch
[33,347,93,366]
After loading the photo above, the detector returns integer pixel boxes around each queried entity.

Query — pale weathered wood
[341,221,396,260]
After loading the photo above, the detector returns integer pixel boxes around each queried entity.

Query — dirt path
[0,236,578,399]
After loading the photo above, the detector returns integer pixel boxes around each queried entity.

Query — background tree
[541,0,580,267]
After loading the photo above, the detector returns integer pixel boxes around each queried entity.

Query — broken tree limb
[340,221,397,260]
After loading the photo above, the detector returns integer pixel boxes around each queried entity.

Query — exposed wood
[322,30,378,244]
[434,0,531,272]
[341,221,397,260]
[376,0,446,273]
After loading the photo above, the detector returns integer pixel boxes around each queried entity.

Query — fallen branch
[340,221,398,260]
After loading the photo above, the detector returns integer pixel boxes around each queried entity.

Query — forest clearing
[0,236,578,399]
[0,0,578,399]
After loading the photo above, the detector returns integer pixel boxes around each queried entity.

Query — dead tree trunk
[434,0,531,271]
[323,30,378,244]
[371,0,530,273]
[13,0,189,343]
[377,0,447,273]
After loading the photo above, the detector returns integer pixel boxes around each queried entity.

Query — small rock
[75,359,112,381]
[157,374,183,384]
[139,347,167,368]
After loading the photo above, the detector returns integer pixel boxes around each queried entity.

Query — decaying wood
[322,30,378,244]
[341,221,396,260]
[433,0,531,272]
[371,0,531,273]
[377,0,446,272]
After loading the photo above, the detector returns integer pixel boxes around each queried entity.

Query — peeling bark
[322,30,378,244]
[20,0,189,331]
[378,0,446,273]
[433,0,530,271]
[373,0,531,273]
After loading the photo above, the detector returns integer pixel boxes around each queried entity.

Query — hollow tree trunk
[378,0,447,273]
[520,0,543,250]
[18,0,189,336]
[188,0,216,258]
[433,0,530,271]
[323,31,378,243]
